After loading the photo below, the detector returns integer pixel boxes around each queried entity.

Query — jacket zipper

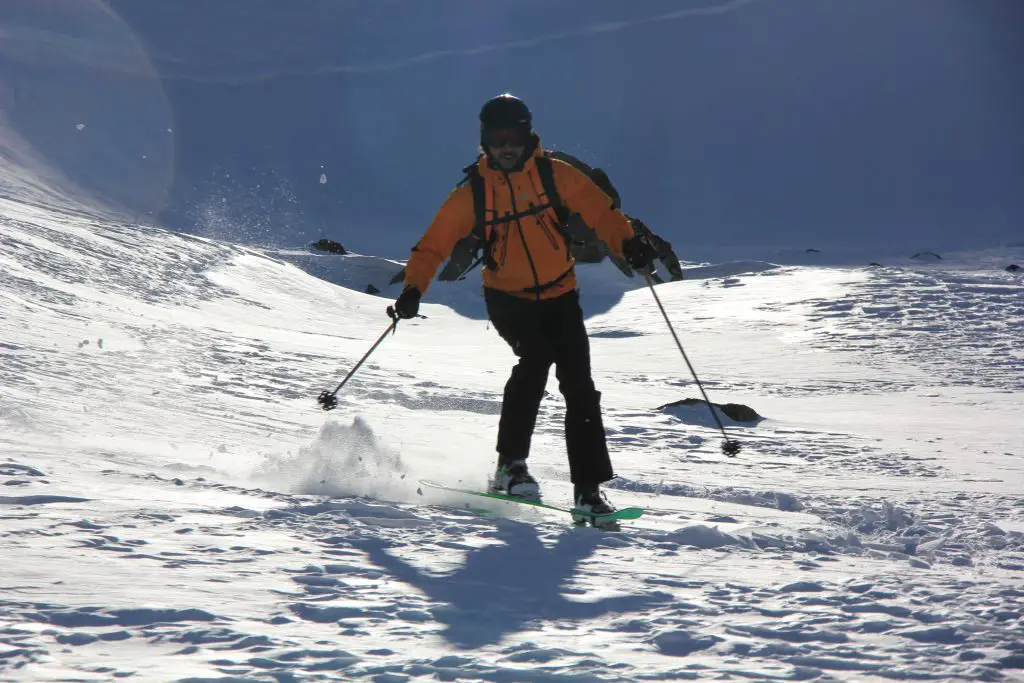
[499,213,510,266]
[533,206,561,249]
[504,172,543,301]
[527,168,569,259]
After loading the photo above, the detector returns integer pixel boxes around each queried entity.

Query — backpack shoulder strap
[463,162,487,242]
[449,160,492,273]
[535,154,570,225]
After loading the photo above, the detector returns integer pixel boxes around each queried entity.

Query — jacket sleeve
[403,184,476,294]
[550,159,635,258]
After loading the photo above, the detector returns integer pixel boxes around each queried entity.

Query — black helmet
[479,94,532,131]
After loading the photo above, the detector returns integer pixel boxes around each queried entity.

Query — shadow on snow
[354,519,671,650]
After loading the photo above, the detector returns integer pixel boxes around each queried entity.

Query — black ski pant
[484,287,614,486]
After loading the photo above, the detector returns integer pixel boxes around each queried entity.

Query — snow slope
[2,198,1023,681]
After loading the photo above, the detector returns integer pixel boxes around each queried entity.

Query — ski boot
[490,459,540,500]
[572,484,619,530]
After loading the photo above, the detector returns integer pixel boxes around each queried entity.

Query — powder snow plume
[252,417,414,501]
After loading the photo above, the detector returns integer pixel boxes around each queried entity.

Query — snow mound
[682,260,780,280]
[658,524,748,549]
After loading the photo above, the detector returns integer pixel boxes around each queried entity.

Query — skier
[390,94,656,520]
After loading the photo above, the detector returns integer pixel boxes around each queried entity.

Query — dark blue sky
[3,0,1022,256]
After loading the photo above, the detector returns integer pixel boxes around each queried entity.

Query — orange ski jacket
[403,144,636,300]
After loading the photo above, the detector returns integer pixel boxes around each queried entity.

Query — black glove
[390,286,421,319]
[621,234,656,271]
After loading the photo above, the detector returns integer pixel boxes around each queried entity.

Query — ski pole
[317,309,401,410]
[641,272,741,456]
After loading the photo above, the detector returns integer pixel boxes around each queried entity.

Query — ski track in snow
[1,199,1023,681]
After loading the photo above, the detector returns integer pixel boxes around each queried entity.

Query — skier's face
[488,142,526,170]
[484,127,528,170]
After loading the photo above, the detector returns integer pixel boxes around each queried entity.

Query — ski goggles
[482,127,529,148]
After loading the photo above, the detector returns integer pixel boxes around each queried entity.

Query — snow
[2,196,1022,682]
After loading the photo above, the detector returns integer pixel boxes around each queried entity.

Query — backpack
[386,151,682,285]
[438,150,620,281]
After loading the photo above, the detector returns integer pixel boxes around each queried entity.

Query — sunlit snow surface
[2,198,1023,681]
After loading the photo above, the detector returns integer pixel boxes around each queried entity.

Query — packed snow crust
[2,198,1023,681]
